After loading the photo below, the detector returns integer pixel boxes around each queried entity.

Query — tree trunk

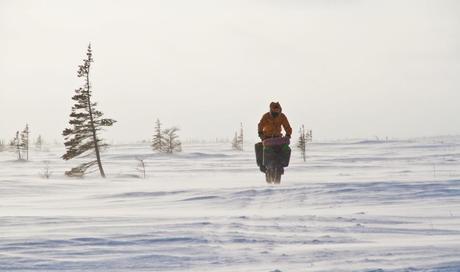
[25,129,29,161]
[86,71,106,178]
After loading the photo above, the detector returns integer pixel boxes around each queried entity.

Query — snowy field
[1,137,460,272]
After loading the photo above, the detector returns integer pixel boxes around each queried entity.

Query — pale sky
[1,0,459,143]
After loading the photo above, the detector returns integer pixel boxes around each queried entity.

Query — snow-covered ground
[1,137,460,271]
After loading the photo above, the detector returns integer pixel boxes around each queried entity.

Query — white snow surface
[1,138,460,272]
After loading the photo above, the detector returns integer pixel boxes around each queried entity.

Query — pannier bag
[254,142,264,166]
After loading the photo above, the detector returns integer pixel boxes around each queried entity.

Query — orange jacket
[258,112,292,138]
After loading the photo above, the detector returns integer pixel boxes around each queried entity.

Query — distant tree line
[0,127,45,157]
[3,124,31,161]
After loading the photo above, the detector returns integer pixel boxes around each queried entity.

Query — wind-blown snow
[1,138,460,271]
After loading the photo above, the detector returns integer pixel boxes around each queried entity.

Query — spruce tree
[237,122,244,151]
[231,131,239,150]
[151,119,165,152]
[14,131,22,160]
[20,124,30,161]
[297,125,306,162]
[163,127,182,153]
[231,123,243,151]
[35,135,43,150]
[62,44,116,178]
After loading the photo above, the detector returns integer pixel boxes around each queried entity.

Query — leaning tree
[62,44,116,178]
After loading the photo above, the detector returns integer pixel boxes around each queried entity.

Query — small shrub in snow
[136,158,146,179]
[39,161,52,179]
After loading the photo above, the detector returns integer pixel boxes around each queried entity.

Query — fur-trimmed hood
[269,102,282,112]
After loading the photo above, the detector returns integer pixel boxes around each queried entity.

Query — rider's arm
[258,114,267,137]
[282,114,292,137]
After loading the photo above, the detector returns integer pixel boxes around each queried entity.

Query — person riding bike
[258,102,292,140]
[256,102,293,183]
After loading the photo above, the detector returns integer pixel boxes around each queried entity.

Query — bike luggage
[263,144,291,167]
[254,142,263,166]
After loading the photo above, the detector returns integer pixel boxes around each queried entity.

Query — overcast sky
[1,0,459,143]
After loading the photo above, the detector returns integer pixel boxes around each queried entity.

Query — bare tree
[62,44,116,178]
[136,157,146,179]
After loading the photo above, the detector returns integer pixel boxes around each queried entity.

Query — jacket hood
[270,102,282,113]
